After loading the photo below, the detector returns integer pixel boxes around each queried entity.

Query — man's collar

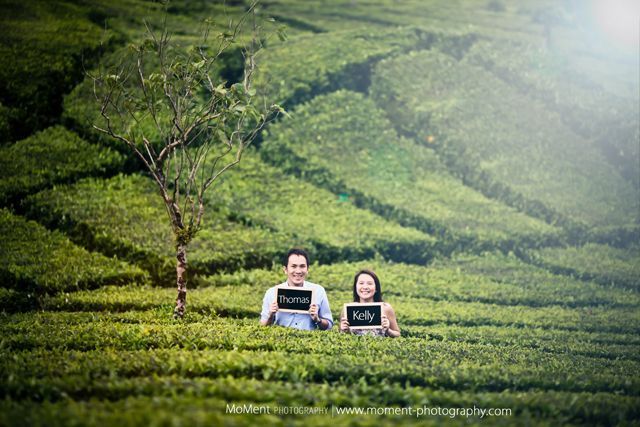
[286,280,306,287]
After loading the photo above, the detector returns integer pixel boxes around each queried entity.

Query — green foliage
[62,49,165,157]
[0,0,246,142]
[34,281,640,335]
[410,323,640,362]
[465,39,640,188]
[0,126,125,206]
[62,44,184,151]
[22,174,289,283]
[0,0,118,141]
[62,3,283,188]
[0,101,11,143]
[428,251,640,307]
[1,316,639,401]
[0,388,637,426]
[208,150,436,264]
[208,255,640,309]
[260,0,539,43]
[261,90,560,253]
[3,309,639,361]
[0,287,37,312]
[0,209,146,295]
[253,27,475,107]
[527,243,640,290]
[370,49,639,241]
[3,2,640,426]
[0,310,639,424]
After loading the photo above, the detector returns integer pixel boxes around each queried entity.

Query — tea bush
[0,126,125,206]
[0,209,145,295]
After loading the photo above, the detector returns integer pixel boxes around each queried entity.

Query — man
[260,248,333,330]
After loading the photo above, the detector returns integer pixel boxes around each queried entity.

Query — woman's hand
[340,318,350,333]
[381,314,390,333]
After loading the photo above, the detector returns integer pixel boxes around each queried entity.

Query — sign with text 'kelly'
[344,303,383,329]
[276,285,315,313]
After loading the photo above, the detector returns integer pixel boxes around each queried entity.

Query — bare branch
[91,1,283,317]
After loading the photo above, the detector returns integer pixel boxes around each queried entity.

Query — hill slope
[0,0,638,425]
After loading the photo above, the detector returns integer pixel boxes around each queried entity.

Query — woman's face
[355,273,376,302]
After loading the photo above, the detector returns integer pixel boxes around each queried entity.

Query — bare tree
[90,2,283,318]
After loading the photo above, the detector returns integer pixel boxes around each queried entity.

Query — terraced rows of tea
[1,0,638,425]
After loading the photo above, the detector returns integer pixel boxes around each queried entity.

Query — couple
[260,248,400,337]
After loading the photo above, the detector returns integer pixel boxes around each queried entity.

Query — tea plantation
[1,0,638,425]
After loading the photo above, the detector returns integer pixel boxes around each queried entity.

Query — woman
[340,269,400,337]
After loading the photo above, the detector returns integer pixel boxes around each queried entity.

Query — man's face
[283,254,308,286]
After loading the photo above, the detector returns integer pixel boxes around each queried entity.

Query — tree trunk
[173,243,188,318]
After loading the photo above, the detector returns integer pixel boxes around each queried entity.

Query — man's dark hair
[283,248,310,267]
[352,269,383,302]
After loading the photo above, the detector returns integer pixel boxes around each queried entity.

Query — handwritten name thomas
[278,294,310,304]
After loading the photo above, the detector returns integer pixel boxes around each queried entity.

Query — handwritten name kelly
[352,309,375,323]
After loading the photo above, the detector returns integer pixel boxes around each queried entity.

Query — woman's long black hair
[352,269,383,302]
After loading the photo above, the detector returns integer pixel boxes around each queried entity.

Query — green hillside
[370,49,638,239]
[261,90,560,251]
[0,126,125,206]
[22,173,291,282]
[1,0,638,425]
[0,208,145,296]
[465,39,639,187]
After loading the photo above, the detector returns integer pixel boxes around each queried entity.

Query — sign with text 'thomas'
[276,285,315,313]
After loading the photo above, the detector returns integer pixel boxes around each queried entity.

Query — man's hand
[269,301,279,316]
[309,303,320,322]
[260,300,279,326]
